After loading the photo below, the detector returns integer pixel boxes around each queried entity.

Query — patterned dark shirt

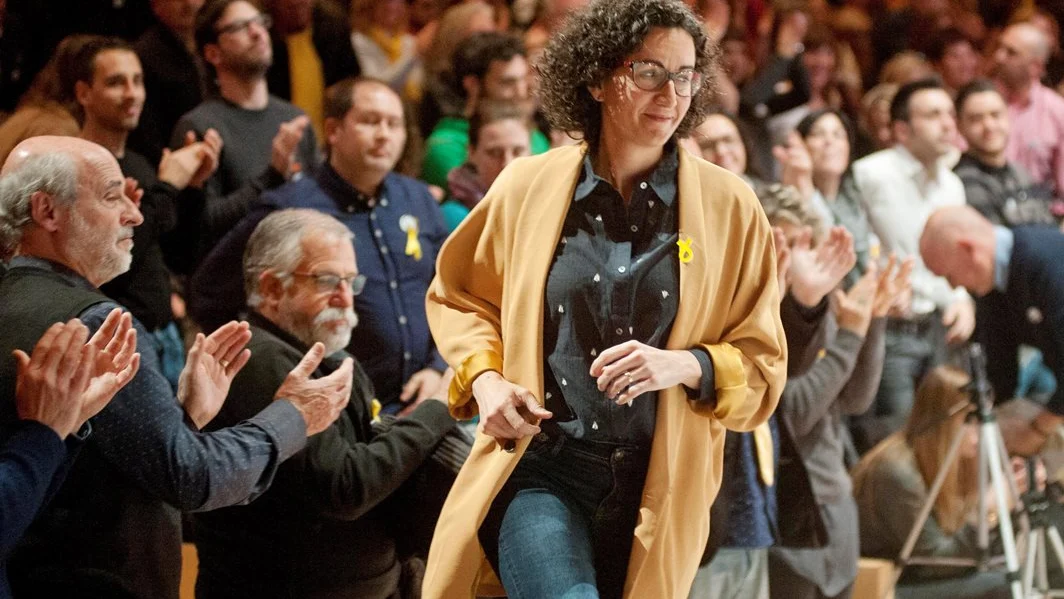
[542,144,715,444]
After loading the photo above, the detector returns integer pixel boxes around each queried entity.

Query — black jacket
[976,226,1064,413]
[193,313,454,599]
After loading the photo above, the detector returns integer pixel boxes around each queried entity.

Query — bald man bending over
[921,205,1064,455]
[0,136,352,598]
[993,22,1064,196]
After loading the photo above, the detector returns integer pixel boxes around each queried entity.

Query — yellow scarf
[367,26,404,64]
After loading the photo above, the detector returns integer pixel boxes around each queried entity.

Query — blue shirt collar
[993,225,1014,293]
[573,142,679,205]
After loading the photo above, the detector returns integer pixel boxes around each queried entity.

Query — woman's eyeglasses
[624,60,702,98]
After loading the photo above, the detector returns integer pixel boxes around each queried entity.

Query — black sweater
[193,313,455,599]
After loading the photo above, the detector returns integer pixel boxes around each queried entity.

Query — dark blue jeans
[480,432,650,599]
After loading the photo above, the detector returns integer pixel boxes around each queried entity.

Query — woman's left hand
[590,341,702,406]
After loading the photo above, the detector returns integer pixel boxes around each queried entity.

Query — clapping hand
[788,226,856,308]
[177,321,252,429]
[81,308,140,424]
[275,342,353,436]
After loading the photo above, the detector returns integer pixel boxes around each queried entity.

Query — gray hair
[243,209,354,307]
[0,152,78,259]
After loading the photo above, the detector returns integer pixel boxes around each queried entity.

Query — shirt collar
[891,144,930,180]
[573,141,679,205]
[7,255,97,291]
[993,225,1014,293]
[318,162,385,212]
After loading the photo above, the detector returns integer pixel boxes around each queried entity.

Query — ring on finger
[219,359,230,369]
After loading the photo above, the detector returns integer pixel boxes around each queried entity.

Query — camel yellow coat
[423,143,787,598]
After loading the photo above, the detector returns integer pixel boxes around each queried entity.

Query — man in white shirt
[850,78,976,452]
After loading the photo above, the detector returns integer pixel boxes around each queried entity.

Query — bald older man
[921,205,1064,455]
[0,136,352,598]
[993,22,1064,196]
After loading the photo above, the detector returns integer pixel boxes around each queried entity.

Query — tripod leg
[1040,530,1050,597]
[1046,527,1064,592]
[984,422,1025,599]
[1027,527,1040,595]
[892,420,970,592]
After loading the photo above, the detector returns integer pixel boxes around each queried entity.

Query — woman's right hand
[471,371,553,446]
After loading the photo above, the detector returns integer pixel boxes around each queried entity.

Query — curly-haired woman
[421,0,787,597]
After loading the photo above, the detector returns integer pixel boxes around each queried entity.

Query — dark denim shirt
[542,145,715,444]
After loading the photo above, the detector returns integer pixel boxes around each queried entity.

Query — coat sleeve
[425,167,514,419]
[694,189,787,432]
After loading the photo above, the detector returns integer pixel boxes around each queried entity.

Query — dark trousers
[850,315,946,454]
[479,432,650,599]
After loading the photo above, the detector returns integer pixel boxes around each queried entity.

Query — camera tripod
[1020,475,1064,598]
[890,343,1027,599]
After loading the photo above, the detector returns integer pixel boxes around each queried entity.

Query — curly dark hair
[536,0,719,146]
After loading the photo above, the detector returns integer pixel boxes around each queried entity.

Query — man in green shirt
[420,32,550,189]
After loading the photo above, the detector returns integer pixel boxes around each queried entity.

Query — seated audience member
[421,32,548,189]
[795,109,875,287]
[193,78,448,413]
[929,28,981,98]
[263,0,361,141]
[172,0,319,260]
[1,318,137,594]
[350,0,423,102]
[0,136,351,598]
[523,0,589,63]
[879,51,936,87]
[852,366,1013,599]
[857,83,898,156]
[71,36,223,387]
[920,205,1064,456]
[193,209,456,599]
[417,1,498,136]
[0,34,87,164]
[763,188,910,599]
[442,101,531,231]
[129,0,210,165]
[993,22,1064,198]
[850,78,974,454]
[953,80,1058,228]
[684,111,763,185]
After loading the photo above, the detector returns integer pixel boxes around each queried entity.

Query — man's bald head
[920,205,997,296]
[995,23,1050,90]
[0,135,141,286]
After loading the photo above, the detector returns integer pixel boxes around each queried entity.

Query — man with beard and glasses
[193,77,451,414]
[70,35,223,389]
[0,136,354,598]
[172,0,319,264]
[192,208,455,599]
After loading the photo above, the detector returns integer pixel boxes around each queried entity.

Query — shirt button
[381,246,389,254]
[345,205,355,213]
[617,266,626,273]
[398,315,408,325]
[630,225,638,232]
[370,213,377,220]
[380,198,389,207]
[615,327,624,335]
[403,352,411,360]
[389,280,398,290]
[639,182,648,190]
[374,229,383,238]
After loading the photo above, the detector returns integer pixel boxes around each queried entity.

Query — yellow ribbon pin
[399,214,422,261]
[371,398,382,423]
[677,236,694,264]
